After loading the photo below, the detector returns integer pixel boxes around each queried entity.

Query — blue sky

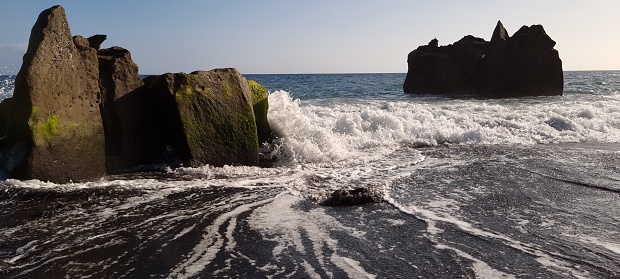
[1,1,619,74]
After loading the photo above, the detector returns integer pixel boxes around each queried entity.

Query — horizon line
[2,69,620,77]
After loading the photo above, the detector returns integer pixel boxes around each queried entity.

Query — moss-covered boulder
[142,68,259,167]
[247,80,274,144]
[1,5,106,182]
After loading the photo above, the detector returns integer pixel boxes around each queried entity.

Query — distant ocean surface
[1,71,620,278]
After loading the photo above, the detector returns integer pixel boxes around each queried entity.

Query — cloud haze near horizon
[0,0,618,75]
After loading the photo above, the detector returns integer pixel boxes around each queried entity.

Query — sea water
[1,72,620,278]
[0,75,14,101]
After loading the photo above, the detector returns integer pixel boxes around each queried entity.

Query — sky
[0,0,619,74]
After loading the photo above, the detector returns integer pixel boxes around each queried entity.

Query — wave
[267,90,620,159]
[3,78,620,194]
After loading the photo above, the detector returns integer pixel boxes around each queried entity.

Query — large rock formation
[404,36,488,95]
[404,21,563,98]
[0,5,271,182]
[3,6,106,182]
[142,69,260,167]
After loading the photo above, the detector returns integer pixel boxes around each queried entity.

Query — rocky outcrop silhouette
[404,21,563,98]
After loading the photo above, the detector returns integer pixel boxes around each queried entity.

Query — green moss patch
[247,80,273,143]
[30,114,60,144]
[248,80,268,106]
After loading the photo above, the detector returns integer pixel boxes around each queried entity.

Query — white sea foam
[435,244,517,279]
[385,196,597,278]
[7,88,620,201]
[247,192,374,278]
[330,255,376,279]
[268,90,620,155]
[3,86,620,192]
[168,195,276,278]
[0,75,14,100]
[572,235,620,256]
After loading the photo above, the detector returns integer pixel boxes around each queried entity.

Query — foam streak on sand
[169,195,276,278]
[247,192,375,278]
[384,197,592,279]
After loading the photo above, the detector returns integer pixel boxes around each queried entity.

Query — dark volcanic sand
[1,143,619,278]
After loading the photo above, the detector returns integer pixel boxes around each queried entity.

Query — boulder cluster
[403,21,564,98]
[0,5,274,183]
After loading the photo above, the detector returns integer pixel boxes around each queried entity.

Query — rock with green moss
[247,80,275,144]
[141,68,259,167]
[1,5,106,182]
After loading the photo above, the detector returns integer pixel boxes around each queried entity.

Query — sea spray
[0,75,15,100]
[268,89,620,151]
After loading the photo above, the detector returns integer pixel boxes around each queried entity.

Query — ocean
[1,71,620,278]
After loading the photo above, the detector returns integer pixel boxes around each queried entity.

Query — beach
[1,72,620,277]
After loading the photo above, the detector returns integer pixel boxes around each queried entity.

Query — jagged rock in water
[404,21,563,98]
[322,187,384,206]
[2,5,106,183]
[476,22,564,97]
[404,35,488,95]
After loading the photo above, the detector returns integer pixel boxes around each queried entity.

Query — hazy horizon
[1,1,619,75]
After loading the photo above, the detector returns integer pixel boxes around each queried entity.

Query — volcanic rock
[0,98,11,139]
[141,69,260,167]
[322,187,384,206]
[0,5,272,181]
[2,5,106,182]
[87,34,107,50]
[247,80,275,144]
[477,23,564,97]
[404,21,563,98]
[404,35,488,94]
[97,46,144,172]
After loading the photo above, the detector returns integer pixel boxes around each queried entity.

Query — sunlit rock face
[3,5,106,183]
[141,69,260,168]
